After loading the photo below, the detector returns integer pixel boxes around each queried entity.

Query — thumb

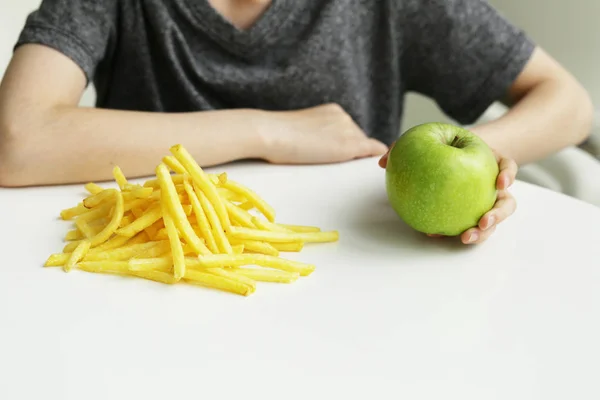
[378,152,389,168]
[377,140,396,168]
[368,139,389,156]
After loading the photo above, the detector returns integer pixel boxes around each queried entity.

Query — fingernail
[467,232,479,243]
[486,216,496,229]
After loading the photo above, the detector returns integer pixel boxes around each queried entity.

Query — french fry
[184,180,219,253]
[130,207,144,220]
[206,267,257,289]
[113,166,128,190]
[276,223,321,233]
[44,253,69,267]
[89,189,124,247]
[63,240,82,253]
[66,220,106,241]
[170,144,230,230]
[194,182,232,254]
[130,207,161,239]
[144,220,163,240]
[123,183,141,191]
[83,189,115,208]
[157,163,210,257]
[137,241,171,258]
[124,186,153,199]
[128,257,172,273]
[78,261,131,274]
[94,231,146,252]
[84,182,104,195]
[182,204,193,216]
[161,190,186,281]
[124,198,151,212]
[217,188,247,203]
[238,201,254,211]
[184,269,254,296]
[116,205,162,238]
[226,202,256,228]
[209,175,220,185]
[143,174,186,188]
[77,262,177,285]
[65,229,84,241]
[182,243,198,255]
[271,242,304,252]
[75,219,97,239]
[148,188,187,202]
[64,240,91,272]
[128,270,178,285]
[231,268,299,283]
[123,231,151,245]
[221,180,276,222]
[229,238,279,256]
[76,202,113,223]
[85,241,170,261]
[60,203,89,220]
[153,228,168,241]
[188,254,315,276]
[228,226,339,244]
[251,216,291,233]
[119,213,135,228]
[162,156,187,174]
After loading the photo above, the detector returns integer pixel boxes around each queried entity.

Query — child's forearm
[0,106,265,187]
[471,69,594,165]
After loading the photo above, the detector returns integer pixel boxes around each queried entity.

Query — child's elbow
[0,119,33,188]
[570,82,595,146]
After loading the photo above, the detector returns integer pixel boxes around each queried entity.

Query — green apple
[385,122,499,236]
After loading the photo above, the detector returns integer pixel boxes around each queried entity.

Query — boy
[0,0,593,245]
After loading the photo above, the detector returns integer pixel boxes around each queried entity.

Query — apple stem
[450,136,464,148]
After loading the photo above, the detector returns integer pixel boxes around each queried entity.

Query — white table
[1,158,599,400]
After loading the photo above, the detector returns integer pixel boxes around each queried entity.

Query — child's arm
[399,0,593,165]
[471,47,593,165]
[0,45,385,187]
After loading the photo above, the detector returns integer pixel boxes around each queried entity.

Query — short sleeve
[400,0,536,124]
[14,0,118,83]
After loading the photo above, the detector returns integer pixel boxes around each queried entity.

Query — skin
[0,0,594,247]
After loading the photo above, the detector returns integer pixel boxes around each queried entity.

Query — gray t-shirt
[15,0,535,145]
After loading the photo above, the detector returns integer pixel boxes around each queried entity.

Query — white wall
[0,0,39,72]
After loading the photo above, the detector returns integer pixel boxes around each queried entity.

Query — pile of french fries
[44,144,339,296]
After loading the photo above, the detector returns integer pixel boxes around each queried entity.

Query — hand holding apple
[379,123,517,245]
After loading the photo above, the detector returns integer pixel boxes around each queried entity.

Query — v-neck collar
[185,0,304,57]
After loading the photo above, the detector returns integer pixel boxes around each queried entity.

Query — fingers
[351,138,387,160]
[479,190,517,229]
[461,225,496,244]
[460,190,516,244]
[378,141,395,168]
[497,157,518,190]
[368,139,389,157]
